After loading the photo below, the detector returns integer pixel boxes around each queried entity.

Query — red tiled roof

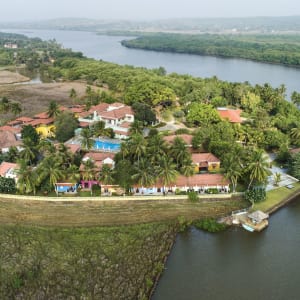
[88,103,110,114]
[0,131,21,149]
[83,152,115,162]
[163,134,193,146]
[79,121,90,128]
[100,106,134,120]
[27,118,54,126]
[6,120,21,126]
[173,174,229,187]
[0,162,18,177]
[217,108,242,123]
[0,126,21,134]
[119,122,131,129]
[192,153,220,164]
[34,112,49,119]
[16,116,34,123]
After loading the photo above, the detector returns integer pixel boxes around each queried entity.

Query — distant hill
[1,16,300,34]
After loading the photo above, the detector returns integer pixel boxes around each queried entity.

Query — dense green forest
[121,33,300,67]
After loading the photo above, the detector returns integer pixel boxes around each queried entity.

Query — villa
[191,153,220,173]
[132,173,230,195]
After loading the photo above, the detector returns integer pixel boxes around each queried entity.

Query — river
[2,28,300,299]
[2,29,300,96]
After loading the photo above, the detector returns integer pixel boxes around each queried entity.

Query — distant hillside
[1,16,300,34]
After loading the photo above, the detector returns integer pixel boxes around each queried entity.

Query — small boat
[242,223,255,232]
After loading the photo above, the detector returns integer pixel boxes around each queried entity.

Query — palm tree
[129,120,144,135]
[129,133,146,164]
[223,154,243,193]
[170,137,190,169]
[120,141,130,160]
[273,172,281,186]
[37,157,64,192]
[81,159,97,182]
[47,100,60,118]
[19,141,36,165]
[91,121,106,137]
[80,128,94,150]
[246,150,271,189]
[38,139,56,157]
[132,158,155,187]
[147,134,168,164]
[10,102,22,116]
[291,127,300,145]
[155,156,178,192]
[16,160,38,195]
[69,88,77,105]
[66,164,80,184]
[180,158,195,188]
[99,164,114,185]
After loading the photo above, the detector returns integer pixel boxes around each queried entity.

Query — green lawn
[252,182,300,212]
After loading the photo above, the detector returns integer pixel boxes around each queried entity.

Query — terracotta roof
[83,152,115,162]
[70,106,85,113]
[217,108,242,123]
[100,106,134,120]
[163,134,193,146]
[34,112,49,119]
[6,120,21,126]
[16,116,34,123]
[0,162,18,177]
[88,103,110,114]
[0,126,21,134]
[0,131,21,149]
[119,122,131,129]
[27,118,54,126]
[79,121,90,128]
[192,153,220,164]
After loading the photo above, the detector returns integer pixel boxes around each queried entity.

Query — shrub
[244,187,266,204]
[0,177,16,194]
[188,191,199,202]
[193,218,227,233]
[205,188,219,194]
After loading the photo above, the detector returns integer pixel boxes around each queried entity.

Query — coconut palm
[129,120,144,135]
[170,137,190,169]
[180,158,195,189]
[10,102,22,116]
[47,100,60,118]
[246,150,272,189]
[81,159,97,181]
[38,139,56,157]
[291,127,300,145]
[19,141,36,165]
[223,154,243,193]
[66,164,80,184]
[132,158,155,187]
[147,134,168,164]
[16,160,38,195]
[37,156,64,192]
[155,156,178,190]
[273,172,281,186]
[99,164,114,185]
[69,88,77,105]
[80,128,94,150]
[129,133,147,164]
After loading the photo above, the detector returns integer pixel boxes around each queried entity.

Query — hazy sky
[1,0,300,21]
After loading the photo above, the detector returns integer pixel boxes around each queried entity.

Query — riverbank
[252,182,300,214]
[0,194,247,226]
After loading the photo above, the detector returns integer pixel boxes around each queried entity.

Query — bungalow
[7,116,34,127]
[0,162,19,182]
[27,118,55,138]
[192,153,220,172]
[0,130,22,153]
[217,108,242,123]
[163,134,193,147]
[132,173,230,195]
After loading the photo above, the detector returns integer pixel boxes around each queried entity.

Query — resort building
[78,102,134,138]
[132,173,230,195]
[0,162,19,182]
[217,108,242,123]
[4,43,18,49]
[191,153,221,173]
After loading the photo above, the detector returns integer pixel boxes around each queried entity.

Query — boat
[242,223,255,232]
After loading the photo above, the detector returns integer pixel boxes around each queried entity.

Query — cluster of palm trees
[116,130,195,189]
[0,97,22,117]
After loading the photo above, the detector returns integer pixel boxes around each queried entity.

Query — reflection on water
[152,197,300,300]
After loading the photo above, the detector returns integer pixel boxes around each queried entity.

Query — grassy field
[0,196,248,227]
[0,222,177,299]
[252,182,300,213]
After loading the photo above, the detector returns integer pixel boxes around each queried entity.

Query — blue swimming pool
[93,139,121,152]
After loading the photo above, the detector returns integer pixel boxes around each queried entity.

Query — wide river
[3,29,300,299]
[3,29,300,97]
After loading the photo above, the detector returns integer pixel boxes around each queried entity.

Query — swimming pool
[93,138,121,152]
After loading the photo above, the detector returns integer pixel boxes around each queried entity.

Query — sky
[1,0,300,22]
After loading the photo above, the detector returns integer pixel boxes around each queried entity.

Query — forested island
[121,33,300,67]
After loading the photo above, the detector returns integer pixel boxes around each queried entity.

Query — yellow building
[192,153,221,173]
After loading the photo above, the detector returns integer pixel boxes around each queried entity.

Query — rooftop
[0,162,18,177]
[163,134,193,146]
[217,108,242,123]
[192,152,220,163]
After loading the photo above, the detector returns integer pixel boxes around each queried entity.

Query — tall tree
[132,158,155,187]
[16,160,38,195]
[80,128,94,150]
[155,156,178,189]
[47,100,60,118]
[99,164,114,185]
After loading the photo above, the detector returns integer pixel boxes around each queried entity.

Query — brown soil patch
[0,70,29,84]
[0,81,103,123]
